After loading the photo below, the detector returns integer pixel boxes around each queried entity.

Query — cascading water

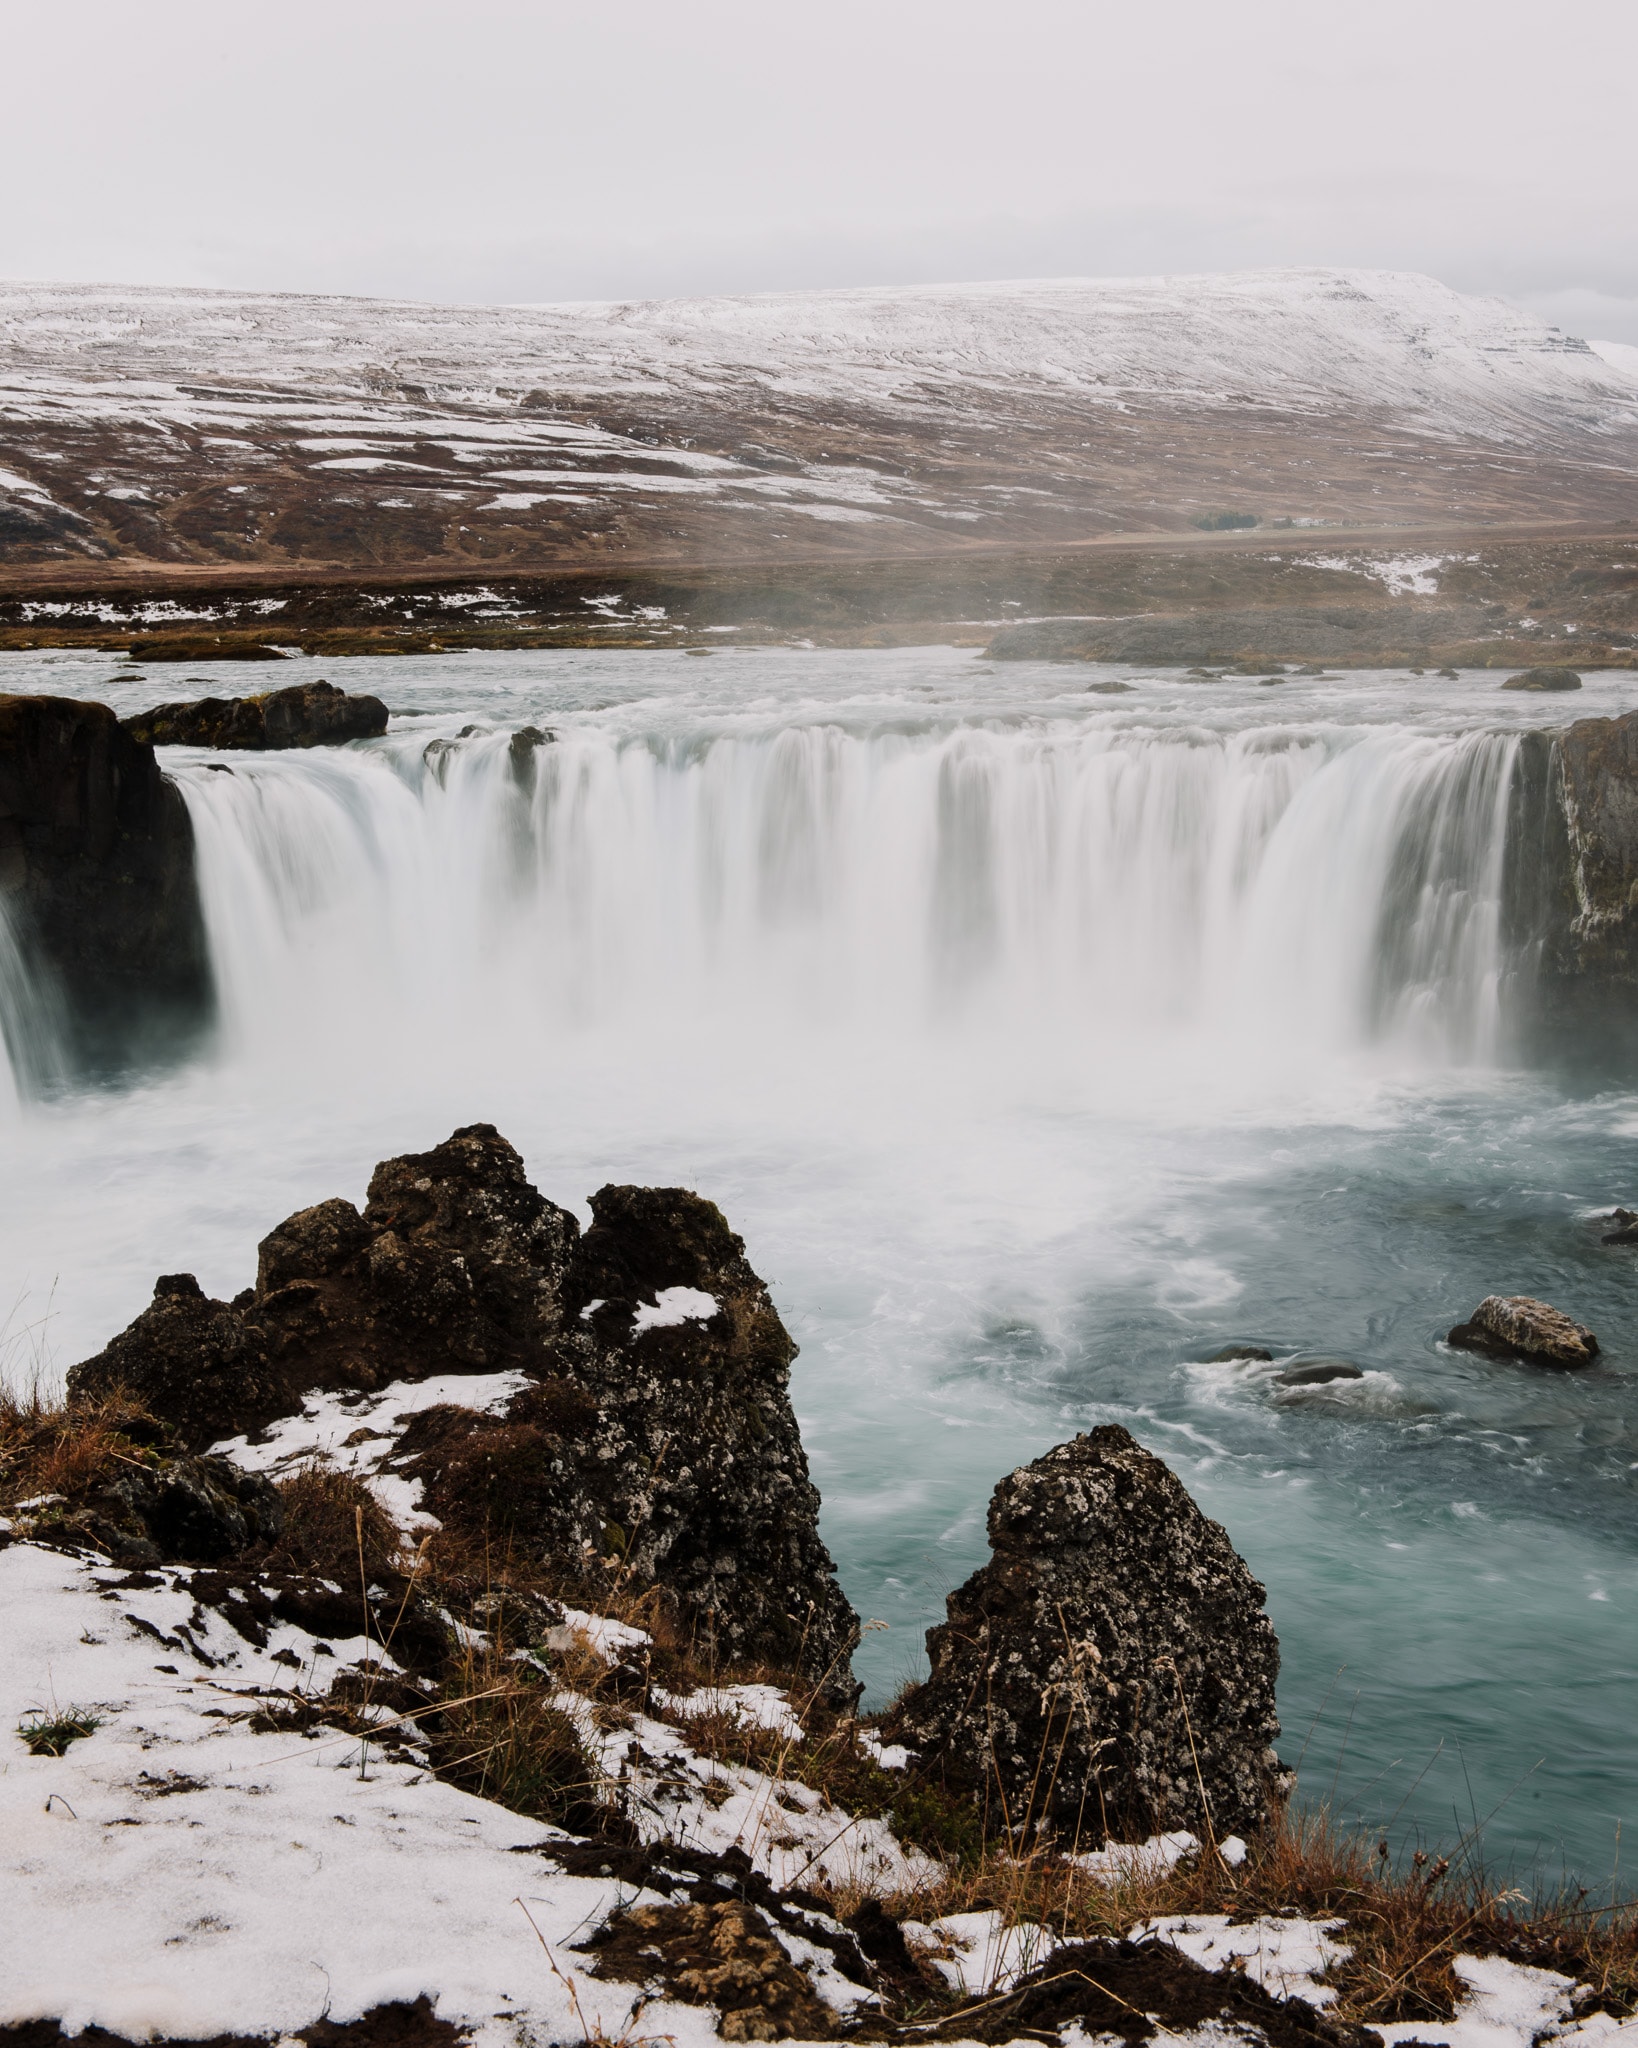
[1,646,1634,1881]
[162,719,1521,1077]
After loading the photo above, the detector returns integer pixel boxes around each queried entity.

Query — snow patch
[632,1286,719,1331]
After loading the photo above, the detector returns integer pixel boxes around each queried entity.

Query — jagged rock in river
[882,1426,1285,1842]
[1501,666,1581,691]
[0,692,211,1073]
[1447,1294,1598,1368]
[122,678,388,749]
[69,1125,859,1691]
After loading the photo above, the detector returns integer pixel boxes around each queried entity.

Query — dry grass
[4,1385,1632,2027]
[0,1380,165,1516]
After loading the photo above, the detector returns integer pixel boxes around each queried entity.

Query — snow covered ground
[4,1535,1635,2048]
[3,268,1636,566]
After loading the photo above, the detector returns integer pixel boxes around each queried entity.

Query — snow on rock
[1074,1831,1250,1881]
[210,1369,530,1531]
[1133,1913,1348,2006]
[543,1606,652,1662]
[1377,1954,1638,2048]
[859,1729,911,1770]
[902,1910,1060,1997]
[562,1692,938,1896]
[0,1542,672,2048]
[655,1680,805,1741]
[631,1285,719,1332]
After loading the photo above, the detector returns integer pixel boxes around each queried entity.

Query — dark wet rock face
[1274,1359,1363,1387]
[0,693,211,1075]
[1447,1293,1598,1368]
[122,679,388,749]
[883,1425,1284,1842]
[1505,708,1638,1053]
[69,1126,858,1692]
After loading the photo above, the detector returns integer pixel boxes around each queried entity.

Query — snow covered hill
[2,269,1635,575]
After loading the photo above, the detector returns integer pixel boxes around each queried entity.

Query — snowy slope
[2,269,1635,572]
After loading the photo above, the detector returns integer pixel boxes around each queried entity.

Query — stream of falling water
[1,646,1635,1881]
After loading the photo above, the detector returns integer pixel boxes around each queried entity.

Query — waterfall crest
[108,718,1521,1082]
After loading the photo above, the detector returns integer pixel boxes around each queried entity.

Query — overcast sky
[7,0,1637,339]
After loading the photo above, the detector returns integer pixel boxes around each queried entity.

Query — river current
[2,644,1635,1884]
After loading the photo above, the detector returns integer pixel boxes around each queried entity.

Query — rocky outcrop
[24,1451,285,1569]
[69,1125,859,1691]
[1502,667,1581,691]
[1447,1294,1598,1367]
[882,1427,1284,1842]
[1503,708,1638,1054]
[0,693,212,1074]
[122,679,388,749]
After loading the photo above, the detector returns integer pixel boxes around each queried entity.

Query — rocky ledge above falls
[67,1123,861,1693]
[1505,706,1638,1053]
[122,677,388,749]
[0,692,211,1074]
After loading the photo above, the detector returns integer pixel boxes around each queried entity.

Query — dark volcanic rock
[882,1426,1284,1841]
[123,679,388,750]
[1206,1344,1273,1363]
[0,693,211,1074]
[1502,666,1581,691]
[1600,1207,1638,1245]
[1447,1294,1598,1368]
[1273,1359,1363,1387]
[127,636,289,662]
[1503,708,1638,1053]
[31,1447,284,1568]
[69,1125,859,1693]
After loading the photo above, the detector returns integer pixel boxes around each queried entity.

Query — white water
[2,646,1636,1882]
[165,715,1521,1085]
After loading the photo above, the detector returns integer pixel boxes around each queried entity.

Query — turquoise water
[1,644,1634,1884]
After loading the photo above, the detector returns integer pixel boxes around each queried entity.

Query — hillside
[2,269,1636,578]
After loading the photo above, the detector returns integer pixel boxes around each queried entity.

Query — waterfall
[0,892,66,1116]
[134,717,1521,1085]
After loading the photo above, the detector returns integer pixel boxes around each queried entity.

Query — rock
[0,693,212,1074]
[1447,1294,1598,1368]
[1273,1360,1363,1387]
[1437,666,1460,678]
[882,1426,1284,1841]
[1503,709,1638,1053]
[588,1900,836,2041]
[69,1125,859,1694]
[1086,679,1135,694]
[126,636,288,662]
[29,1449,284,1568]
[1600,1207,1638,1245]
[1206,1344,1273,1363]
[1502,667,1581,691]
[122,679,388,749]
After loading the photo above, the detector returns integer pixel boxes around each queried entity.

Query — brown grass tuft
[260,1462,405,1582]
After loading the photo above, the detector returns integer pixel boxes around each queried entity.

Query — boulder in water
[882,1426,1285,1841]
[1447,1294,1598,1367]
[122,679,388,749]
[1600,1207,1638,1245]
[0,692,211,1073]
[1501,667,1581,691]
[1206,1344,1273,1362]
[1273,1359,1364,1387]
[69,1125,859,1693]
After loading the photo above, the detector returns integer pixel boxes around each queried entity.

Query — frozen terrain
[3,269,1636,571]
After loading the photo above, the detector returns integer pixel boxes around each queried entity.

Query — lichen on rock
[68,1124,859,1695]
[883,1425,1286,1843]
